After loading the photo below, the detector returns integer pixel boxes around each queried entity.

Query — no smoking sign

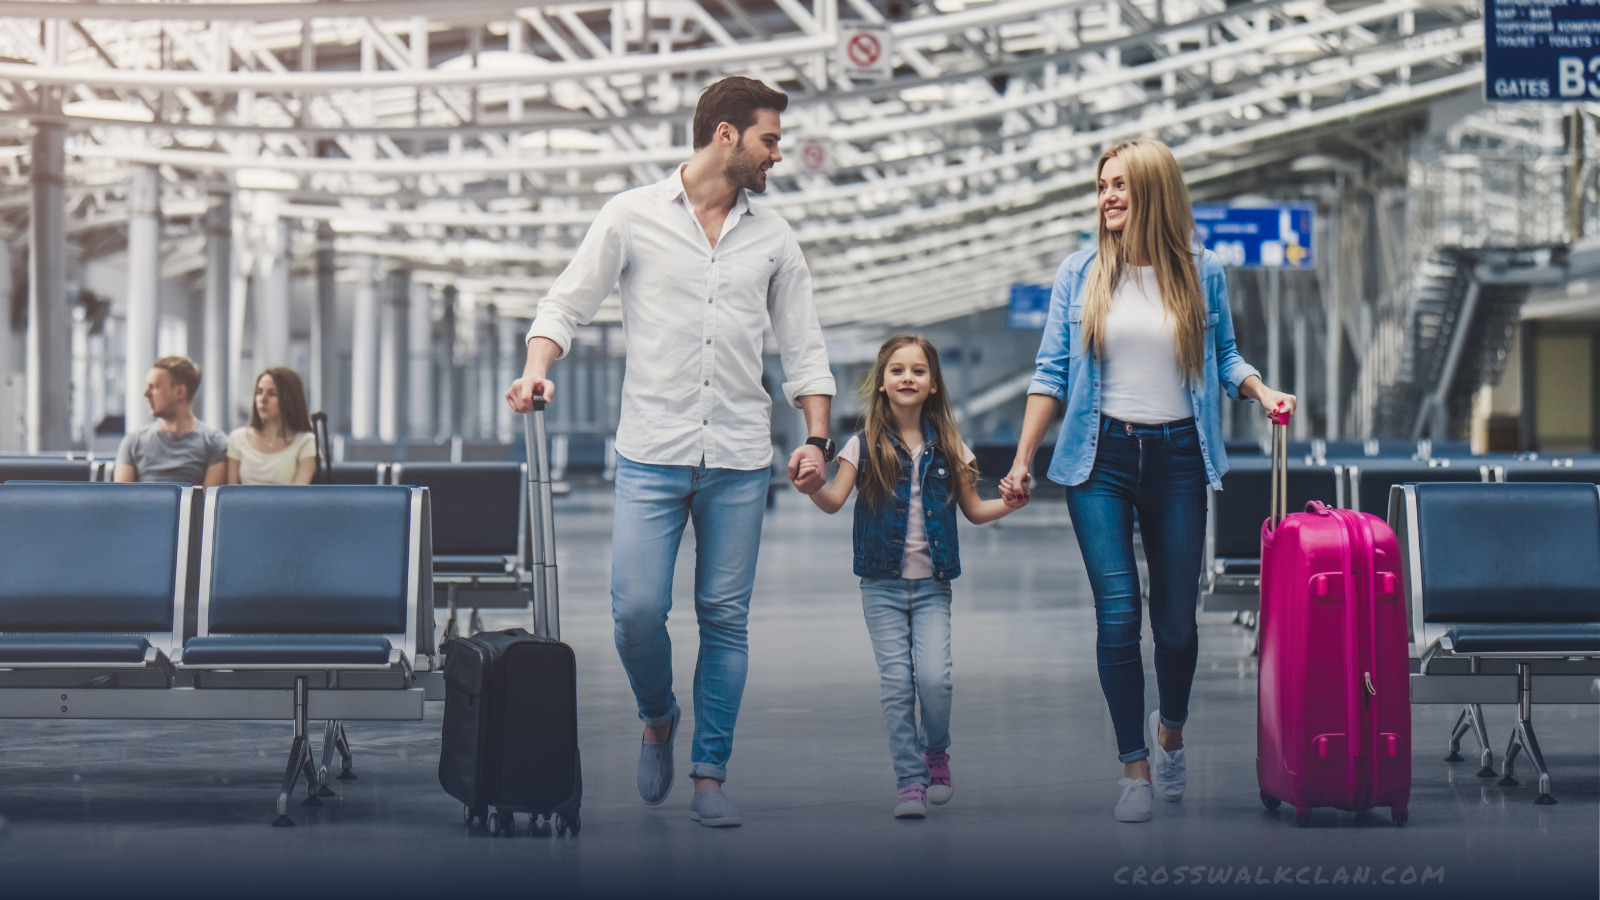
[839,23,893,83]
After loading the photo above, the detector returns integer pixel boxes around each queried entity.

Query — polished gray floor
[0,490,1594,899]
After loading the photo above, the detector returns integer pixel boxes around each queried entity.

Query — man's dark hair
[153,355,201,402]
[692,76,788,150]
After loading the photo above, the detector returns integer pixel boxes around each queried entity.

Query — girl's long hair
[1080,138,1206,379]
[249,367,314,437]
[856,335,977,508]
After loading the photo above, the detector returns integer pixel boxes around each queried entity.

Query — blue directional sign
[1192,204,1315,269]
[1007,282,1051,330]
[1486,0,1600,101]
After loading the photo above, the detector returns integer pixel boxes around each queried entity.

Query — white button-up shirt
[526,165,836,470]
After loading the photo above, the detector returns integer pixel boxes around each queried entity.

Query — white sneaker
[1148,711,1187,802]
[1114,777,1153,822]
[893,784,928,819]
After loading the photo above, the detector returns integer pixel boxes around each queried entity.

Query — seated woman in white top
[227,367,318,485]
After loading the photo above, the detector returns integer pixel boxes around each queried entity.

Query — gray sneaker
[689,789,743,827]
[1148,711,1186,802]
[637,705,679,806]
[1114,777,1153,823]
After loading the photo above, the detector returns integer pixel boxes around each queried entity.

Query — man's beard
[724,144,767,193]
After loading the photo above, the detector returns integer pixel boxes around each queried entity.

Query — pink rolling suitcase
[1256,412,1411,826]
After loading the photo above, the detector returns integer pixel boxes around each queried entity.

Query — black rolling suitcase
[438,392,582,837]
[311,412,333,484]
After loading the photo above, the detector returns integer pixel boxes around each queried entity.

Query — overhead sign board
[1192,204,1315,269]
[1485,0,1600,101]
[1008,282,1051,329]
[839,23,893,83]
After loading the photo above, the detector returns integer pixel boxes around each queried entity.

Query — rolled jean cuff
[639,701,678,728]
[1160,714,1187,730]
[689,762,727,782]
[1119,747,1150,764]
[897,775,931,790]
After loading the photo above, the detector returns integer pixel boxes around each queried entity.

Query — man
[115,356,228,487]
[505,76,835,828]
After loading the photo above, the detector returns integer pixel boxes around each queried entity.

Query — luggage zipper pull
[1364,671,1376,697]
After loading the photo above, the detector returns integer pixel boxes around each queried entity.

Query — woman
[1001,139,1296,824]
[227,367,318,485]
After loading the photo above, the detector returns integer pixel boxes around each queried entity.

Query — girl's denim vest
[851,423,962,583]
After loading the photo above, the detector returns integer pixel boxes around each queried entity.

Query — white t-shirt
[839,434,976,580]
[227,428,317,485]
[1100,266,1193,424]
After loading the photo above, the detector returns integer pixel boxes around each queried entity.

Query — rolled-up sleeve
[1208,267,1261,401]
[525,199,627,358]
[1028,256,1078,402]
[767,233,836,407]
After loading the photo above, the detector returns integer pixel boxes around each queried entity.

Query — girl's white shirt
[839,434,976,580]
[226,427,316,485]
[1100,265,1193,424]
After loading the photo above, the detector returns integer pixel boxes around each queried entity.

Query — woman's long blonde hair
[1081,138,1206,378]
[855,335,977,508]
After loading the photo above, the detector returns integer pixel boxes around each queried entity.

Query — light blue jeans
[860,577,954,789]
[611,455,769,783]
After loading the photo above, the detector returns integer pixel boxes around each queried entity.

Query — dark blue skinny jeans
[1065,415,1208,764]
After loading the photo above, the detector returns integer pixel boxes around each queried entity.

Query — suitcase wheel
[528,813,553,837]
[556,810,580,837]
[488,809,516,836]
[1295,810,1311,828]
[463,804,488,827]
[1259,791,1281,811]
[1391,807,1408,827]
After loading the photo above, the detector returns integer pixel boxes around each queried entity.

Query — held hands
[505,375,556,413]
[788,444,826,494]
[998,461,1033,507]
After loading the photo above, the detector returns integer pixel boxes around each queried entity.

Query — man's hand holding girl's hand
[788,444,826,494]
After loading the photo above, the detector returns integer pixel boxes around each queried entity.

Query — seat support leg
[273,676,312,827]
[443,584,461,647]
[334,722,356,780]
[314,721,338,796]
[1448,704,1495,775]
[468,607,485,636]
[1497,664,1555,803]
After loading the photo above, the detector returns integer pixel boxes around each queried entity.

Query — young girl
[799,335,1028,819]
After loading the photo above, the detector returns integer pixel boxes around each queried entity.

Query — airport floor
[0,490,1595,899]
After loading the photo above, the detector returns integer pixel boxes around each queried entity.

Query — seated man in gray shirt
[114,355,228,486]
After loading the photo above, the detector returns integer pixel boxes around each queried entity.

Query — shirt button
[702,419,708,425]
[705,339,712,345]
[708,299,713,304]
[704,380,710,386]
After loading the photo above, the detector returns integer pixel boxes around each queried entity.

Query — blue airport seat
[1346,459,1492,519]
[0,482,192,675]
[0,457,96,483]
[179,484,429,825]
[1498,459,1600,486]
[390,462,527,641]
[1398,481,1600,804]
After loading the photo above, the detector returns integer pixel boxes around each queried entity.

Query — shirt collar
[664,164,752,217]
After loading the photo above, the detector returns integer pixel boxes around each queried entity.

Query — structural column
[124,165,162,434]
[436,285,457,441]
[408,279,433,440]
[378,270,408,443]
[254,215,292,370]
[313,222,340,424]
[496,312,519,444]
[349,255,378,439]
[27,121,71,452]
[201,192,232,429]
[477,302,498,440]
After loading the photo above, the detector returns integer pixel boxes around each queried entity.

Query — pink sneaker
[893,784,927,819]
[925,751,953,805]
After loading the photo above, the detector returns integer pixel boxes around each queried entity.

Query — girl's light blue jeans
[859,576,954,789]
[611,456,769,783]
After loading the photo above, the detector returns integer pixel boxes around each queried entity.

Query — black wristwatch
[805,436,836,463]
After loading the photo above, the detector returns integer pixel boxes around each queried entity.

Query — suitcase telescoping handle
[523,387,560,642]
[1268,403,1293,532]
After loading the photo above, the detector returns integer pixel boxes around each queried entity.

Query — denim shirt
[852,423,962,583]
[1028,248,1261,489]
